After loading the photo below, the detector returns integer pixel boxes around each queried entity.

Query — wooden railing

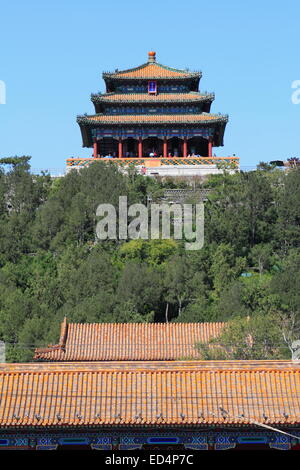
[162,188,211,202]
[66,156,239,168]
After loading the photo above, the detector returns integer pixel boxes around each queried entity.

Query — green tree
[275,168,300,251]
[250,243,274,276]
[209,243,246,297]
[197,313,288,360]
[163,255,197,320]
[116,262,162,319]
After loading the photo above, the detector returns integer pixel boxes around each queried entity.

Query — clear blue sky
[0,0,299,172]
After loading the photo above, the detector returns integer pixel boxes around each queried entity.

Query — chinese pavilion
[68,52,239,174]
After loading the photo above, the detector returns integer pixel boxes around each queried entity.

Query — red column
[163,137,168,158]
[118,138,123,158]
[183,137,188,158]
[93,140,98,158]
[208,138,213,157]
[138,138,143,158]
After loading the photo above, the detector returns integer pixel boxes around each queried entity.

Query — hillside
[0,157,299,361]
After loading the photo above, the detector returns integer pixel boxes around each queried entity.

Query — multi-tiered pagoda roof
[77,52,228,159]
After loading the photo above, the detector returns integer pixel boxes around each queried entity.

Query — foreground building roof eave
[1,360,300,428]
[91,92,215,104]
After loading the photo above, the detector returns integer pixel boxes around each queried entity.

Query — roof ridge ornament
[59,316,68,351]
[148,51,156,63]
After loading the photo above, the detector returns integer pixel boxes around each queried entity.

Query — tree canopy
[0,158,299,361]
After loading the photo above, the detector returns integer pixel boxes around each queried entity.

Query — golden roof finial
[148,51,156,63]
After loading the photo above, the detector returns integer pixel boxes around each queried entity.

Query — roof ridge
[2,368,300,373]
[155,61,198,75]
[34,344,64,354]
[59,317,68,349]
[68,321,225,326]
[3,360,300,369]
[104,61,150,76]
[103,61,201,79]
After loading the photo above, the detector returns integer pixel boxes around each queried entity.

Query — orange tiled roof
[93,93,212,103]
[3,359,299,372]
[0,361,299,427]
[79,113,227,125]
[34,321,225,361]
[103,62,200,79]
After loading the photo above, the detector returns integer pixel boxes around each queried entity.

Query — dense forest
[0,157,299,361]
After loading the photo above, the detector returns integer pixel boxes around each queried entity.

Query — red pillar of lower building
[118,138,123,158]
[183,137,188,158]
[138,138,143,158]
[163,138,168,158]
[208,138,213,157]
[93,140,98,158]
